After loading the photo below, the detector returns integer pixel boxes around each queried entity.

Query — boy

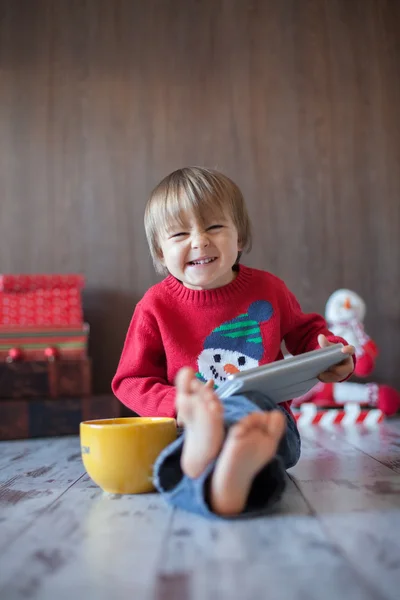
[112,167,355,518]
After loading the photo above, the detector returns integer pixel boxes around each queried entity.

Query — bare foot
[210,411,286,516]
[176,367,225,479]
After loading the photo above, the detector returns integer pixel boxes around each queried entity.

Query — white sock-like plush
[333,382,378,405]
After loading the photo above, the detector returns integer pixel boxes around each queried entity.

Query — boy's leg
[208,391,301,516]
[176,370,225,478]
[153,368,226,518]
[153,369,288,519]
[210,411,286,516]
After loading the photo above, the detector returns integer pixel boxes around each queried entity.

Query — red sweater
[112,265,347,417]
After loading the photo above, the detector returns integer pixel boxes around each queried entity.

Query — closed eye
[169,232,188,239]
[207,225,223,231]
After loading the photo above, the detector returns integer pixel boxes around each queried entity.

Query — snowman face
[327,301,358,322]
[325,290,366,324]
[197,348,258,384]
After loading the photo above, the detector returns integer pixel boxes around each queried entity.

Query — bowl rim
[80,416,176,428]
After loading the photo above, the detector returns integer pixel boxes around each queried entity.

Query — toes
[189,377,203,393]
[175,367,196,394]
[228,418,250,439]
[208,399,224,416]
[231,410,286,438]
[203,389,223,414]
[176,373,223,428]
[238,412,267,433]
[267,410,287,436]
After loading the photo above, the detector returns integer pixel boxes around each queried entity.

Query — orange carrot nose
[343,297,352,309]
[224,363,240,374]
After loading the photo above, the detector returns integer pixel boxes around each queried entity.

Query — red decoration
[44,346,58,361]
[293,404,384,426]
[0,274,84,327]
[6,348,23,362]
[293,289,400,417]
[0,274,84,292]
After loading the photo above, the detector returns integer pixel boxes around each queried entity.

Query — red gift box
[0,274,84,327]
[0,324,89,361]
[0,274,84,292]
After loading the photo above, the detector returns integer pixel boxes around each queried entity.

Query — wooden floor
[1,420,400,600]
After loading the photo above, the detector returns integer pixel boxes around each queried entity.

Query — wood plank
[292,426,400,513]
[2,476,377,600]
[329,420,400,475]
[293,425,400,600]
[0,436,80,482]
[157,508,380,600]
[0,476,173,600]
[378,418,400,432]
[320,511,400,600]
[277,473,312,516]
[0,438,52,470]
[1,436,374,600]
[2,429,400,599]
[0,436,86,553]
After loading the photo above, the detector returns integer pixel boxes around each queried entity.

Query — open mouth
[187,257,217,266]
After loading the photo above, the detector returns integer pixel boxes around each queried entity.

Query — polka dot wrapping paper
[0,274,84,327]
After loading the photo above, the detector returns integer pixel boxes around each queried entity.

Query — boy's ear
[158,249,165,265]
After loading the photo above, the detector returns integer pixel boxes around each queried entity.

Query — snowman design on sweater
[196,300,273,385]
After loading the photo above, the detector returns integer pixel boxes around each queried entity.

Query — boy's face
[159,212,242,290]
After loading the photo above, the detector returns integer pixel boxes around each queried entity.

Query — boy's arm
[112,309,176,418]
[282,286,342,353]
[282,285,356,381]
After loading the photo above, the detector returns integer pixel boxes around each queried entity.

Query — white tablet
[216,343,346,403]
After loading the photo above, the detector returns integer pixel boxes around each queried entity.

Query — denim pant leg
[152,392,301,519]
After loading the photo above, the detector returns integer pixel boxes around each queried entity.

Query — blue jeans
[153,391,301,519]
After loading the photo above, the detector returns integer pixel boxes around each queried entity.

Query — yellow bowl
[80,417,177,494]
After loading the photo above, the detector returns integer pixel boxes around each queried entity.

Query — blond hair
[144,167,252,274]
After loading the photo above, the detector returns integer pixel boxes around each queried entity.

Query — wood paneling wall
[0,0,399,392]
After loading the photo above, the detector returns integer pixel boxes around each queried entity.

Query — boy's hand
[317,334,355,383]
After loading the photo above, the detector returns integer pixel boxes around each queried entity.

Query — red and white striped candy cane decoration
[293,403,384,427]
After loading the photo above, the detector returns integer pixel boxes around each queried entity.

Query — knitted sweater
[112,265,348,417]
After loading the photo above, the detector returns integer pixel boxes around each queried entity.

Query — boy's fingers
[318,334,330,348]
[331,363,352,376]
[341,344,355,356]
[318,358,354,382]
[318,372,339,383]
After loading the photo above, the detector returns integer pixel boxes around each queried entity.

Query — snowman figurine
[302,289,400,416]
[325,289,378,376]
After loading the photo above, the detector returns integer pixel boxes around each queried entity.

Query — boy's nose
[191,232,209,248]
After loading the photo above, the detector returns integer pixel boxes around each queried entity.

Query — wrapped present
[0,359,91,398]
[0,395,122,440]
[0,324,89,361]
[0,274,85,292]
[0,274,84,326]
